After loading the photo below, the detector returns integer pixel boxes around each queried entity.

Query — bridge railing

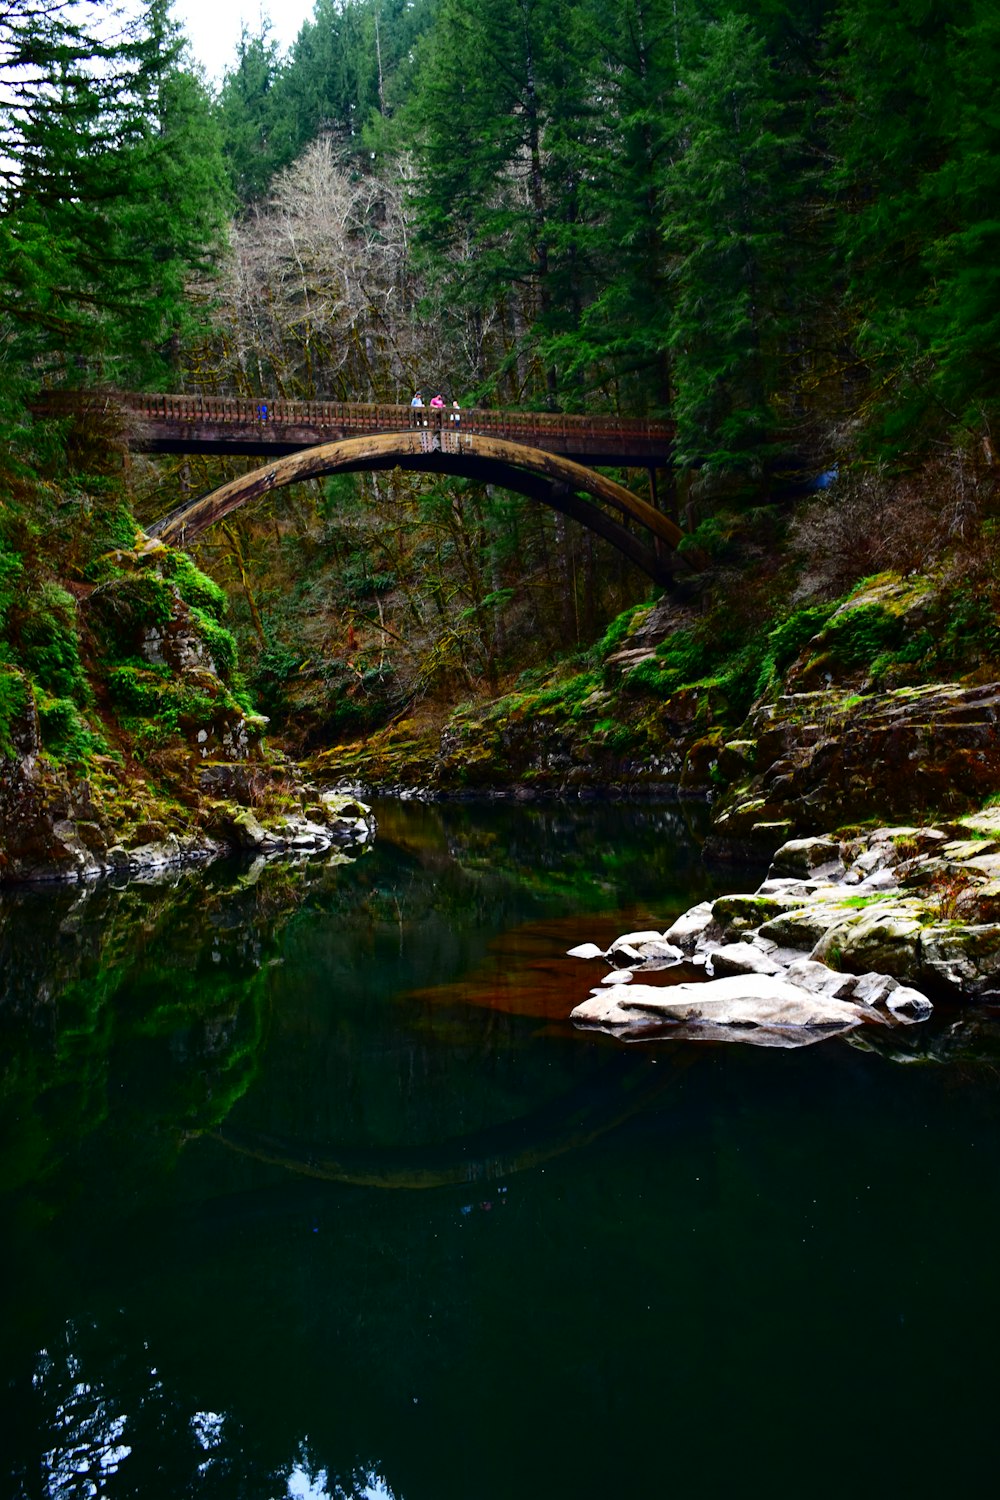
[33,390,672,447]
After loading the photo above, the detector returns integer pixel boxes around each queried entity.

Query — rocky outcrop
[312,660,1000,853]
[0,689,375,888]
[562,821,1000,1045]
[711,683,1000,847]
[0,683,97,883]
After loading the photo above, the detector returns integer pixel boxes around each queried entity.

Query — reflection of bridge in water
[211,1050,689,1191]
[36,391,687,583]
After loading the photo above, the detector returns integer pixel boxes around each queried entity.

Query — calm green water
[2,798,999,1498]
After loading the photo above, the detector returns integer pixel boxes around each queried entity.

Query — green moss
[190,607,238,680]
[89,572,175,645]
[595,604,648,660]
[621,626,767,722]
[106,664,247,750]
[713,893,787,928]
[160,551,228,622]
[83,501,140,561]
[815,603,908,671]
[753,603,838,696]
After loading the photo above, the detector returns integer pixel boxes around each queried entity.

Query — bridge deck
[34,392,674,466]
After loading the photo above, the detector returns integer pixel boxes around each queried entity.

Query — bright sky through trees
[169,0,316,80]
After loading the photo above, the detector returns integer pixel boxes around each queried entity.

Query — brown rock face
[714,684,1000,840]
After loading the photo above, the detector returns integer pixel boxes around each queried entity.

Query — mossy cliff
[0,451,368,883]
[311,569,1000,857]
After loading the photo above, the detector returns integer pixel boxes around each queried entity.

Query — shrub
[14,581,89,703]
[0,543,24,635]
[37,695,106,763]
[340,558,398,600]
[936,586,1000,667]
[247,643,302,718]
[108,665,235,750]
[0,666,30,758]
[106,664,171,714]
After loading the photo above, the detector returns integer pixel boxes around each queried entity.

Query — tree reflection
[1,800,727,1499]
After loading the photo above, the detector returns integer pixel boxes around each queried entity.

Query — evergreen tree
[216,1,439,206]
[827,1,977,444]
[1,1,231,385]
[278,0,437,151]
[663,11,796,478]
[406,0,598,404]
[546,0,681,412]
[216,21,288,203]
[923,1,1000,436]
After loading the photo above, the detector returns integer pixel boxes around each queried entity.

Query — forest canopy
[200,0,1000,481]
[2,0,997,473]
[2,0,999,762]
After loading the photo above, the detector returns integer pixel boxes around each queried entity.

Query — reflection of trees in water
[18,1307,409,1498]
[7,1105,693,1500]
[0,801,726,1499]
[0,856,362,1221]
[0,798,721,1232]
[0,798,718,1227]
[372,796,716,916]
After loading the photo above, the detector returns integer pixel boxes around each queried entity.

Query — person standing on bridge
[410,389,425,427]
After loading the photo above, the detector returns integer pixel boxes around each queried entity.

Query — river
[2,798,998,1497]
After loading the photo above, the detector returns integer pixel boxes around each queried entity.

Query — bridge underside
[147,430,686,585]
[142,432,668,468]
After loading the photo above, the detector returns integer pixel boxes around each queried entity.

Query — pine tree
[405,0,599,404]
[546,0,680,413]
[922,1,1000,436]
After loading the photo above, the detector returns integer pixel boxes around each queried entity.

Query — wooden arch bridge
[37,392,683,583]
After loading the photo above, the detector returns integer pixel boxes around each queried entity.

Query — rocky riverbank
[0,534,375,885]
[0,700,374,885]
[569,816,1000,1047]
[310,579,1000,835]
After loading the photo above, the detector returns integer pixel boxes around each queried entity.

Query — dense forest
[1,0,999,799]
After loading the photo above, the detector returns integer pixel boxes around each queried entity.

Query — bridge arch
[147,429,685,584]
